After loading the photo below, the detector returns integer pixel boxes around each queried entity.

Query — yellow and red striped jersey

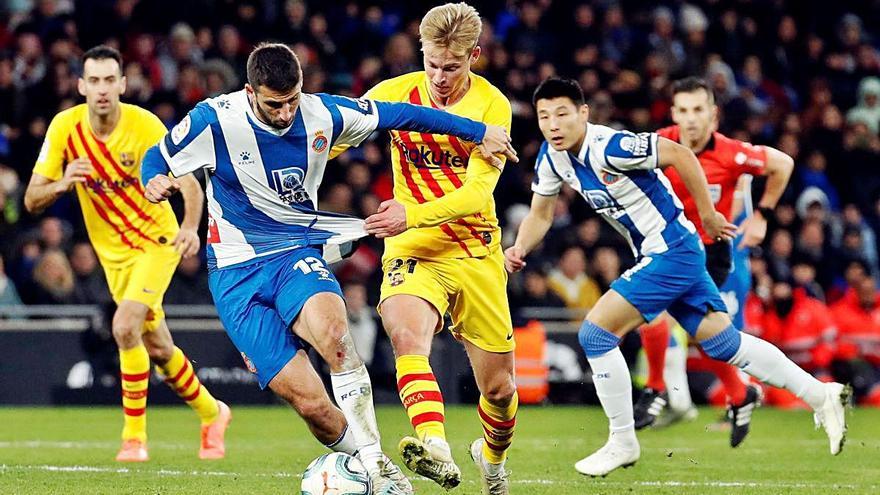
[365,71,511,259]
[33,103,179,266]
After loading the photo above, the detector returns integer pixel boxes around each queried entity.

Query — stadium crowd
[0,0,879,404]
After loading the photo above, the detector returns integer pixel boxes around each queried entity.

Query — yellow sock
[478,391,518,464]
[119,345,150,442]
[157,347,219,425]
[396,354,446,441]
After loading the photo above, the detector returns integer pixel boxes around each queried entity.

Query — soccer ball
[300,452,371,495]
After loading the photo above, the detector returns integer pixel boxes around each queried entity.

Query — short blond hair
[419,2,482,56]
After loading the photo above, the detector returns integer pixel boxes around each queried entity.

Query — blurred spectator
[591,246,620,293]
[830,276,880,406]
[841,204,879,275]
[344,282,377,366]
[0,253,22,306]
[165,255,212,306]
[546,246,600,316]
[69,242,110,305]
[766,229,794,282]
[158,23,202,92]
[38,216,69,250]
[846,77,880,134]
[798,151,840,211]
[28,248,75,304]
[512,267,565,309]
[647,7,685,76]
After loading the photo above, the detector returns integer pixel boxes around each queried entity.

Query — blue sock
[578,321,621,358]
[699,325,742,362]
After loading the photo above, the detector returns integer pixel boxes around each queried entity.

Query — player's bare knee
[295,397,335,424]
[145,342,173,364]
[483,377,516,406]
[111,315,142,346]
[387,326,431,355]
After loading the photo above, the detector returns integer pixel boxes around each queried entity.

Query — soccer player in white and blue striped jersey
[140,43,516,495]
[505,78,849,477]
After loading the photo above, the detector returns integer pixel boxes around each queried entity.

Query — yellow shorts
[103,244,180,332]
[379,247,514,353]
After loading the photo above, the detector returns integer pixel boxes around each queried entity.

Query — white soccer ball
[300,452,371,495]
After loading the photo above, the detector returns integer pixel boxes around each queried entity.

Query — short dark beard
[249,93,288,129]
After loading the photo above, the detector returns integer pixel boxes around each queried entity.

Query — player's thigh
[208,266,301,390]
[667,270,730,339]
[586,289,647,336]
[379,256,449,347]
[122,245,180,332]
[449,249,514,354]
[609,242,707,332]
[269,249,348,347]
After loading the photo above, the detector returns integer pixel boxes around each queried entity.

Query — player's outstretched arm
[173,174,204,258]
[738,146,794,248]
[373,101,517,165]
[504,193,557,273]
[658,137,736,242]
[24,158,93,214]
[141,145,181,203]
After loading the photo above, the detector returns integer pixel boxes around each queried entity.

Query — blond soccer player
[24,45,230,462]
[334,4,518,493]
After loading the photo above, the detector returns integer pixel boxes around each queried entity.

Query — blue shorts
[208,247,343,389]
[611,237,727,336]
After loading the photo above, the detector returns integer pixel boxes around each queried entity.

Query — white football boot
[813,382,851,455]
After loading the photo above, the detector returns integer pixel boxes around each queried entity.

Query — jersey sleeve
[603,131,659,171]
[320,93,486,149]
[156,102,217,177]
[731,139,769,176]
[32,113,70,181]
[531,142,563,196]
[327,83,389,159]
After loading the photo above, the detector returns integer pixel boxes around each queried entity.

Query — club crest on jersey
[601,171,621,185]
[312,131,328,153]
[119,152,135,167]
[271,166,311,205]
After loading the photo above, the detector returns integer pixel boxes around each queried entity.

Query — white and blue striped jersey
[142,89,486,270]
[532,124,696,257]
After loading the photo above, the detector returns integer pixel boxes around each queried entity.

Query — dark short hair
[532,77,585,107]
[81,45,123,73]
[671,76,715,104]
[246,43,301,93]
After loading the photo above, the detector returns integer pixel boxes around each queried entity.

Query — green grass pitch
[1,405,878,494]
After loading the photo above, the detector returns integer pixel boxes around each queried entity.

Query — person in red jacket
[749,280,837,408]
[830,276,880,406]
[635,77,794,447]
